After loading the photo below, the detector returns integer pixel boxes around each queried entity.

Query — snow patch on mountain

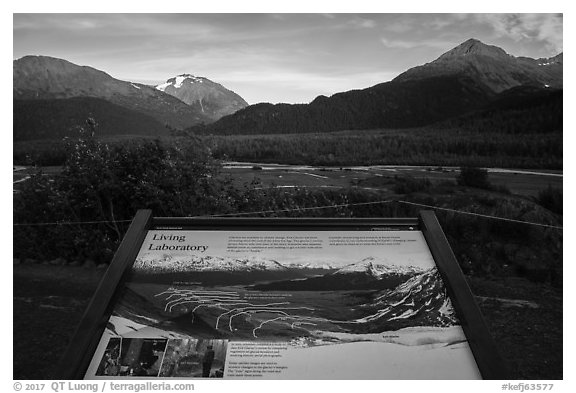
[356,268,458,327]
[285,262,312,269]
[155,82,171,92]
[174,76,187,88]
[156,74,205,91]
[284,262,337,270]
[438,297,454,318]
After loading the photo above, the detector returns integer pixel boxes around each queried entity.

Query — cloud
[425,16,456,30]
[214,68,397,104]
[346,16,376,29]
[472,13,563,53]
[217,68,394,88]
[380,37,454,50]
[380,38,421,49]
[379,14,461,34]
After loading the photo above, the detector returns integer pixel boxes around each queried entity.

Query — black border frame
[58,210,507,379]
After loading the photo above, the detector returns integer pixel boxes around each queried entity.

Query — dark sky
[13,13,563,104]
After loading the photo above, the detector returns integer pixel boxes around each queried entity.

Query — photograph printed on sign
[95,338,167,377]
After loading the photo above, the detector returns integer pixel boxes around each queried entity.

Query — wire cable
[397,200,563,230]
[192,200,396,217]
[13,199,562,230]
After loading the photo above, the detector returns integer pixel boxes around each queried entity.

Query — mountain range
[253,257,424,291]
[395,39,562,92]
[336,256,422,276]
[131,254,304,285]
[130,253,425,288]
[134,254,418,275]
[13,56,247,141]
[189,38,562,135]
[13,38,562,142]
[133,254,289,273]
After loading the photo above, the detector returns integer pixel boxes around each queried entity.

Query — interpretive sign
[59,211,506,379]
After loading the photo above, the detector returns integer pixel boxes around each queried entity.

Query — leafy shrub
[13,121,231,262]
[457,166,491,189]
[537,186,563,215]
[393,176,431,194]
[492,184,511,195]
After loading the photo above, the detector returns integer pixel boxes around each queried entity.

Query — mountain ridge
[189,38,561,135]
[133,254,289,273]
[334,256,424,277]
[13,55,248,141]
[188,74,496,135]
[394,38,562,93]
[13,39,563,141]
[13,55,211,129]
[252,257,423,291]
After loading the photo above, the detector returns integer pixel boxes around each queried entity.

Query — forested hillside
[199,88,562,169]
[189,75,493,135]
[14,97,171,141]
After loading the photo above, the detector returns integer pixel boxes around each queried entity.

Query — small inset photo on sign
[95,338,167,377]
[159,338,228,378]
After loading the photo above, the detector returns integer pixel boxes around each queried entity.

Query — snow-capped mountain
[284,262,312,269]
[156,74,248,121]
[133,254,287,273]
[536,53,563,67]
[285,262,336,270]
[333,256,424,278]
[354,268,458,330]
[13,55,210,130]
[253,257,422,291]
[156,74,206,90]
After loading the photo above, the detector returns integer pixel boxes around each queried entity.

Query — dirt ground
[12,263,562,380]
[13,264,105,380]
[468,276,562,379]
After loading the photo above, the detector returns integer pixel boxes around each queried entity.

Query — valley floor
[13,163,562,198]
[220,163,562,199]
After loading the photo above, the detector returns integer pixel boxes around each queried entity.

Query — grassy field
[15,163,563,199]
[13,264,106,379]
[220,164,562,198]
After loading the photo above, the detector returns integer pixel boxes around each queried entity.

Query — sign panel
[83,228,482,379]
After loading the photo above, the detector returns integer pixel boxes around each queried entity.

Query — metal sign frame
[58,210,507,379]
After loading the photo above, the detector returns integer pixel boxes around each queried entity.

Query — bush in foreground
[14,122,229,262]
[537,186,563,215]
[457,166,491,189]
